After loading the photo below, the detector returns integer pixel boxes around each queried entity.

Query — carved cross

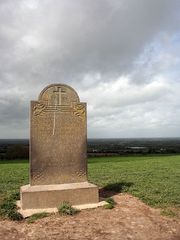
[53,86,66,105]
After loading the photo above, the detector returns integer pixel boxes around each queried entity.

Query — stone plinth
[20,182,99,210]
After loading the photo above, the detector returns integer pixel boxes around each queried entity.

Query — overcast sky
[0,0,180,138]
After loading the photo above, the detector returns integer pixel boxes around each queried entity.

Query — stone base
[17,200,107,218]
[20,182,99,210]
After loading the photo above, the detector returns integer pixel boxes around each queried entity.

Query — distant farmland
[1,138,180,159]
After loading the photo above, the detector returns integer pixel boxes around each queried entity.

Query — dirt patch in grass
[0,193,180,240]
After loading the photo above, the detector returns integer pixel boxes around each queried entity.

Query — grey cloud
[1,0,179,82]
[0,91,28,125]
[0,0,180,137]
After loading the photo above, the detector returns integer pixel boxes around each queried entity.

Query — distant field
[0,155,180,210]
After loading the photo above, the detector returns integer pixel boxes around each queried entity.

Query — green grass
[0,193,23,220]
[58,202,80,215]
[161,209,178,218]
[104,197,117,209]
[88,155,180,209]
[0,155,180,212]
[27,212,50,223]
[0,160,28,204]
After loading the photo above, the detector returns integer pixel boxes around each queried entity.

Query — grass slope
[0,155,180,210]
[0,160,28,203]
[89,155,180,208]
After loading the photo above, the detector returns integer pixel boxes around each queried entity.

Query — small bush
[104,197,116,209]
[0,201,16,214]
[27,212,50,223]
[104,203,114,209]
[58,202,80,216]
[105,197,116,205]
[0,193,23,221]
[8,211,23,221]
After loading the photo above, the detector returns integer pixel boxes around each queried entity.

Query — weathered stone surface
[30,84,87,185]
[20,83,99,213]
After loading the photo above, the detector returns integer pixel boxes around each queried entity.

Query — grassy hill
[0,155,179,213]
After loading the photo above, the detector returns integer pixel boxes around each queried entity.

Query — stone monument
[20,83,99,213]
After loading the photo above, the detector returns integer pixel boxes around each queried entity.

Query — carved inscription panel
[30,84,87,185]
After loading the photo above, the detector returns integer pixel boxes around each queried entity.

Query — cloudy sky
[0,0,180,138]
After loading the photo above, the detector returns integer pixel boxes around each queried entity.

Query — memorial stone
[31,84,87,185]
[20,84,99,212]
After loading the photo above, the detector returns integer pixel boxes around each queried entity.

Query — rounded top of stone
[38,83,80,106]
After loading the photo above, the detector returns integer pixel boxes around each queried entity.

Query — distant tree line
[0,144,29,160]
[0,138,180,160]
[87,138,180,157]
